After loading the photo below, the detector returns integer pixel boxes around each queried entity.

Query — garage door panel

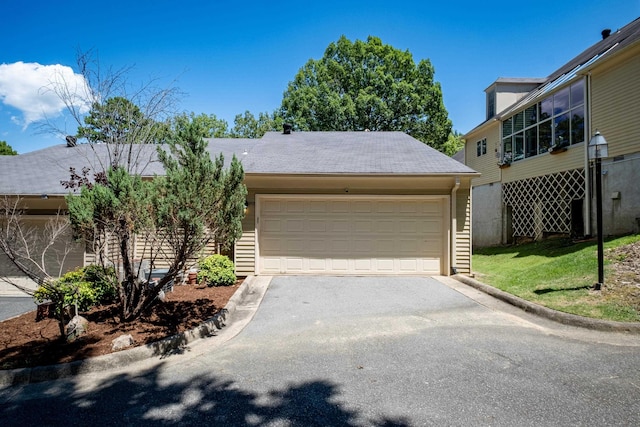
[331,239,351,253]
[399,259,418,272]
[331,201,350,212]
[262,200,282,212]
[329,258,349,271]
[353,201,374,213]
[307,239,328,253]
[259,196,446,275]
[285,258,304,271]
[307,220,327,232]
[286,201,305,213]
[376,259,395,272]
[308,258,327,271]
[354,258,373,271]
[327,220,348,233]
[309,201,327,213]
[354,220,374,233]
[286,219,304,232]
[352,238,375,253]
[376,220,395,233]
[376,201,396,213]
[262,219,282,232]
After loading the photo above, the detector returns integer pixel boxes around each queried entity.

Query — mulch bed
[0,281,241,370]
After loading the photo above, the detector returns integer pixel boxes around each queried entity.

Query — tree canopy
[230,111,283,139]
[279,36,452,151]
[0,140,17,155]
[442,131,465,157]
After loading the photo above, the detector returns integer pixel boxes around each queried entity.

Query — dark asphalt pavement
[1,276,639,426]
[0,297,36,321]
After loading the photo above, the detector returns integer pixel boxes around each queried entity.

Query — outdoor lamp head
[588,130,608,159]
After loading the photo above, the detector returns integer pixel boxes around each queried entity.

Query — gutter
[450,176,460,275]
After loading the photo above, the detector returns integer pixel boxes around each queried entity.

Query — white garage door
[257,195,447,275]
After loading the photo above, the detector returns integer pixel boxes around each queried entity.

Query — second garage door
[257,195,448,275]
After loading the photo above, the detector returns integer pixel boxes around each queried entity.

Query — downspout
[450,176,460,275]
[584,73,592,235]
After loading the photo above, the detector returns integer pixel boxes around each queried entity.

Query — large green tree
[182,112,230,138]
[442,131,465,157]
[0,140,17,155]
[230,110,283,138]
[280,35,452,151]
[76,97,166,171]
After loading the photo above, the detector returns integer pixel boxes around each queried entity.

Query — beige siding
[455,188,472,274]
[132,233,218,270]
[590,45,640,158]
[501,146,586,183]
[465,123,501,186]
[235,194,256,276]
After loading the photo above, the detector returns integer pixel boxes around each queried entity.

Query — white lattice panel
[503,169,584,239]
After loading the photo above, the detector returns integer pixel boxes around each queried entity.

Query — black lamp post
[588,130,608,290]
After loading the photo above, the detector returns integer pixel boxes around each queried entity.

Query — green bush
[197,254,236,287]
[33,265,118,315]
[82,264,118,305]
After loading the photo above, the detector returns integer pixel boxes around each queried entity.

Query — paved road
[0,297,36,321]
[1,276,639,426]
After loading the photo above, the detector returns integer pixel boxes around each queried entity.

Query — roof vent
[601,28,611,39]
[283,123,292,135]
[65,135,77,147]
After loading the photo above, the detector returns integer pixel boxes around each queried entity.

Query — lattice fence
[503,169,585,239]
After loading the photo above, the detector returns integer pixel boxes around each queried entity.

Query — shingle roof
[245,131,476,175]
[0,143,163,196]
[0,132,477,196]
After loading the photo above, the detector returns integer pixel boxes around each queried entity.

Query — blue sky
[1,0,638,154]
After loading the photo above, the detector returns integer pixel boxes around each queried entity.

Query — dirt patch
[0,281,241,370]
[604,240,640,313]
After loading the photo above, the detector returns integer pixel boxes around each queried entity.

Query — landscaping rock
[65,315,89,342]
[112,334,135,351]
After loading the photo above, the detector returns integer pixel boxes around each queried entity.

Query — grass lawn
[472,234,640,322]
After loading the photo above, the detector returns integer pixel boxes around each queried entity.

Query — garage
[256,195,448,275]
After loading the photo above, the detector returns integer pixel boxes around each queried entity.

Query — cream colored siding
[235,197,256,276]
[455,189,472,274]
[132,233,218,270]
[590,45,640,158]
[465,123,500,186]
[501,146,586,183]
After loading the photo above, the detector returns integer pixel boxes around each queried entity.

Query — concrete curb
[453,274,640,334]
[0,276,259,387]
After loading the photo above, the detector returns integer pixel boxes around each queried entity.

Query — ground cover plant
[472,234,640,322]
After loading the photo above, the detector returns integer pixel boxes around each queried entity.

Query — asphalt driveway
[2,276,639,426]
[0,297,36,321]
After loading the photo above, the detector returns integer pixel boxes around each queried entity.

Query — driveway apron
[175,276,640,425]
[2,276,639,426]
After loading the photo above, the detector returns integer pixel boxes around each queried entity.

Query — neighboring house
[464,17,640,247]
[0,131,478,284]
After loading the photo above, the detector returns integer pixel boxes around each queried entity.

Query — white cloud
[0,62,91,129]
